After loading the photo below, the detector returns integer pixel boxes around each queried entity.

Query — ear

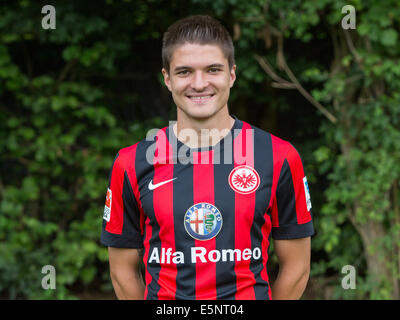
[229,64,236,88]
[162,68,172,92]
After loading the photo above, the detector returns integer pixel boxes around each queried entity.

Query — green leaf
[381,29,398,47]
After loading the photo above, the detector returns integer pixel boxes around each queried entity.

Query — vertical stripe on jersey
[142,213,153,299]
[171,128,196,299]
[285,145,311,224]
[193,150,217,299]
[104,153,119,230]
[135,139,160,300]
[124,145,146,236]
[124,145,152,298]
[105,153,125,234]
[102,145,146,250]
[152,128,177,299]
[250,129,272,300]
[269,135,288,228]
[214,134,237,299]
[233,122,256,300]
[276,159,298,225]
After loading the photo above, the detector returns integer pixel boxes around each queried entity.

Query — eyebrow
[173,64,225,72]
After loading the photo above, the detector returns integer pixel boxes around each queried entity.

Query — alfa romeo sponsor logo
[228,165,260,194]
[184,203,222,241]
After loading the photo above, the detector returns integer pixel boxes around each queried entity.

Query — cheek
[170,80,188,96]
[216,77,232,94]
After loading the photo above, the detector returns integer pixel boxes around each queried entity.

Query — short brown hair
[162,15,235,73]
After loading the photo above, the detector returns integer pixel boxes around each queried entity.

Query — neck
[173,106,235,148]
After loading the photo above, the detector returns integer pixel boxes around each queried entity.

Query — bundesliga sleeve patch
[303,176,312,211]
[103,188,112,222]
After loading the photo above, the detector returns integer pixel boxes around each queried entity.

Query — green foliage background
[1,0,399,299]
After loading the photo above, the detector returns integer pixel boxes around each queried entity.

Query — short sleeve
[271,144,315,240]
[100,151,144,248]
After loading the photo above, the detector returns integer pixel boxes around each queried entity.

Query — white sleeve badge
[303,176,312,212]
[103,188,112,222]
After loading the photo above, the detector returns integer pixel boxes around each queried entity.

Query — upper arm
[274,237,311,270]
[108,247,143,277]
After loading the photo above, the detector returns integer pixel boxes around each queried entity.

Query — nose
[191,71,208,91]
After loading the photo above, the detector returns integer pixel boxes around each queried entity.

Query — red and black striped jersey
[100,116,314,300]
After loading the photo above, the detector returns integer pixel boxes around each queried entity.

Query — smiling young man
[101,15,314,300]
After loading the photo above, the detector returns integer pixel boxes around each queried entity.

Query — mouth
[186,94,215,104]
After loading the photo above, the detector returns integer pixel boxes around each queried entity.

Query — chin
[183,108,220,121]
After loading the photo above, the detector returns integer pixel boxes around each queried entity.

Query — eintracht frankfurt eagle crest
[228,165,260,194]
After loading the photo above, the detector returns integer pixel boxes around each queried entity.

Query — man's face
[162,43,236,121]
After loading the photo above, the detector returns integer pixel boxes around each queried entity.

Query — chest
[137,161,273,235]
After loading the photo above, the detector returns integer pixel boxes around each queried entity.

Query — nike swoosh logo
[148,178,177,190]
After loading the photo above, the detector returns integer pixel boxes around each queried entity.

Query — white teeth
[190,95,212,99]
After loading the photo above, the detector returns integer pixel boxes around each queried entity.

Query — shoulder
[114,143,139,168]
[113,125,169,169]
[243,121,297,157]
[243,120,298,160]
[270,133,299,158]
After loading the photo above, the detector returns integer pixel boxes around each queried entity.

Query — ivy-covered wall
[1,0,399,299]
